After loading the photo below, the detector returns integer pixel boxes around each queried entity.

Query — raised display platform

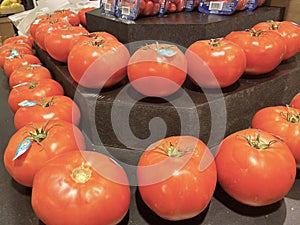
[85,6,284,48]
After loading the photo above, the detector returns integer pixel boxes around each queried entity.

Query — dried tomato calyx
[249,29,265,37]
[282,105,300,123]
[28,121,49,143]
[71,162,92,183]
[157,142,191,157]
[209,39,221,47]
[40,96,55,108]
[241,130,277,150]
[28,82,38,89]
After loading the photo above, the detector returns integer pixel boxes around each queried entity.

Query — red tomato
[31,151,130,225]
[252,21,300,60]
[127,43,187,97]
[44,25,88,62]
[9,64,52,88]
[290,92,300,109]
[225,29,286,75]
[69,31,118,51]
[235,0,247,10]
[77,7,96,27]
[3,54,41,77]
[0,44,33,68]
[137,136,217,221]
[215,128,296,206]
[8,79,64,113]
[53,9,81,26]
[68,39,130,89]
[251,106,300,167]
[3,35,34,48]
[34,19,71,51]
[14,95,81,130]
[3,120,86,187]
[185,38,246,88]
[29,14,54,39]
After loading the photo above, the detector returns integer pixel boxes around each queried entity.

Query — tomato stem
[71,162,92,183]
[281,105,300,123]
[40,96,55,108]
[240,130,277,150]
[28,82,37,89]
[209,39,221,47]
[249,29,265,37]
[156,142,191,157]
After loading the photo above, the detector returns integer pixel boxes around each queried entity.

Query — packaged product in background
[100,0,118,15]
[185,0,199,12]
[198,0,259,14]
[159,0,186,15]
[116,0,164,20]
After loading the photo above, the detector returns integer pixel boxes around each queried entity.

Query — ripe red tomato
[44,25,88,62]
[53,9,81,26]
[34,19,71,51]
[31,150,130,225]
[68,39,130,89]
[29,14,54,39]
[290,92,300,109]
[14,95,81,130]
[252,21,300,60]
[9,64,52,88]
[225,29,286,75]
[3,35,34,48]
[0,44,33,68]
[235,0,247,10]
[77,7,96,27]
[215,128,296,206]
[8,79,64,113]
[137,136,217,221]
[3,120,86,187]
[3,54,41,77]
[69,31,118,51]
[251,105,300,167]
[185,38,246,88]
[127,43,187,97]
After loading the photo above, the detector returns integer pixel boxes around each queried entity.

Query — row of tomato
[1,33,300,224]
[1,10,300,225]
[27,9,300,99]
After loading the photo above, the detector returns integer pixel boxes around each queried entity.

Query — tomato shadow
[10,179,32,196]
[135,188,209,225]
[213,183,285,217]
[285,170,300,200]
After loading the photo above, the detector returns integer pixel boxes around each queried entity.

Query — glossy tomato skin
[34,19,71,51]
[251,106,300,167]
[78,7,96,27]
[3,120,86,187]
[225,29,286,75]
[9,64,52,88]
[253,21,300,60]
[44,25,88,62]
[0,44,33,68]
[29,14,52,39]
[127,43,187,97]
[68,40,130,89]
[53,9,81,26]
[137,136,217,221]
[215,128,296,206]
[14,95,81,130]
[3,54,41,77]
[3,35,34,48]
[186,38,246,88]
[8,79,64,113]
[290,92,300,109]
[31,150,130,225]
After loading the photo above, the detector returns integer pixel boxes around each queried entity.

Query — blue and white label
[12,82,29,89]
[18,100,37,107]
[13,138,32,160]
[157,48,177,57]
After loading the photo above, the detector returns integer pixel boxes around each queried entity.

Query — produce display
[0,5,300,225]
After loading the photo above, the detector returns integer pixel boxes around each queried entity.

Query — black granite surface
[85,6,284,48]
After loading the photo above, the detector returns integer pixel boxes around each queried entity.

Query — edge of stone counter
[85,6,284,48]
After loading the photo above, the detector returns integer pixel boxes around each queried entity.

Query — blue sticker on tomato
[18,100,37,107]
[13,138,32,160]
